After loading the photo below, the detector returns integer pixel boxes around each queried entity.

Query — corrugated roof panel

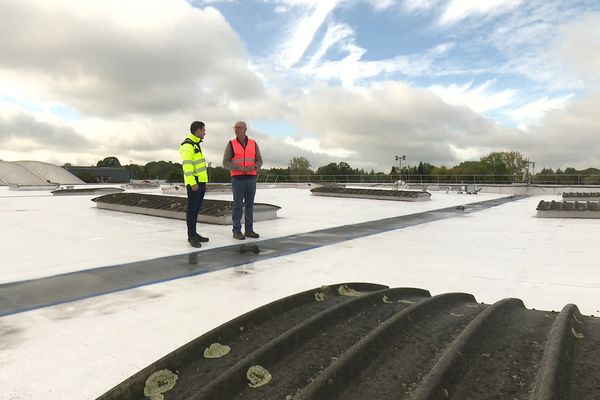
[92,193,281,224]
[311,187,431,201]
[97,284,599,400]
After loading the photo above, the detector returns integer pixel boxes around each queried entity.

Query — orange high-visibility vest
[230,138,257,176]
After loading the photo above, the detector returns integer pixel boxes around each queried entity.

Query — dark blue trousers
[186,182,206,239]
[231,176,256,233]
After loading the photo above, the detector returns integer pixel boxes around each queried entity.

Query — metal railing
[256,174,600,185]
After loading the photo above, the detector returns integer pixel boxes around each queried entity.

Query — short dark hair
[190,121,205,134]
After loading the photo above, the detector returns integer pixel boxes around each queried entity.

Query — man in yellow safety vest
[180,121,209,248]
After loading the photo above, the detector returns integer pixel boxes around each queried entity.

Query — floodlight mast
[524,160,535,185]
[395,155,406,189]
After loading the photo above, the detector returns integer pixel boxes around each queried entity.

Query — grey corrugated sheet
[91,193,281,224]
[562,192,600,201]
[537,200,600,211]
[311,186,431,201]
[97,283,599,400]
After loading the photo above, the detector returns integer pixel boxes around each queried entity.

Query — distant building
[66,166,130,183]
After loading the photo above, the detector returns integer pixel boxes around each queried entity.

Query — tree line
[66,151,600,184]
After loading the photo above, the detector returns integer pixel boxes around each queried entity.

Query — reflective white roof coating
[1,186,599,399]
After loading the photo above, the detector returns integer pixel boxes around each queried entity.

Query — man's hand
[191,184,199,191]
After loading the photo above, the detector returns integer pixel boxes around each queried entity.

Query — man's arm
[180,144,198,188]
[254,142,263,170]
[223,141,244,171]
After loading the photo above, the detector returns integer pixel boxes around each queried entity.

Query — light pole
[395,155,405,188]
[129,160,133,182]
[207,162,212,182]
[524,160,535,185]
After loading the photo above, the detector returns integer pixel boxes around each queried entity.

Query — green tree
[262,167,289,176]
[316,162,356,176]
[389,166,399,181]
[97,156,121,167]
[288,156,313,175]
[480,151,527,175]
[431,165,451,183]
[208,166,231,183]
[144,161,180,179]
[416,162,435,176]
[535,168,555,184]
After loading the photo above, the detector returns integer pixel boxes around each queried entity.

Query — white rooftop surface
[1,186,600,399]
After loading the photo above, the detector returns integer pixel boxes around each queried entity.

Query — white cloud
[275,1,343,68]
[283,137,355,158]
[508,95,574,130]
[429,80,516,113]
[0,102,90,151]
[556,13,600,88]
[0,0,263,117]
[306,22,355,69]
[292,82,517,168]
[526,93,600,168]
[439,0,522,26]
[402,0,440,13]
[303,43,453,87]
[365,0,397,11]
[481,1,591,91]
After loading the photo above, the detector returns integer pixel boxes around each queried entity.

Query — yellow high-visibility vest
[180,133,208,185]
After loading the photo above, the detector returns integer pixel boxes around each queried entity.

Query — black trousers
[186,181,206,239]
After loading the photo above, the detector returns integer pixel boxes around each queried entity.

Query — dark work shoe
[188,237,202,248]
[233,231,246,240]
[193,233,209,243]
[244,231,260,239]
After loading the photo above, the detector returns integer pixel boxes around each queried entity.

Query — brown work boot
[233,231,246,240]
[244,231,260,239]
[188,237,202,248]
[192,233,209,243]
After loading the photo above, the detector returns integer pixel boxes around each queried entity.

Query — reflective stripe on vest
[230,138,257,176]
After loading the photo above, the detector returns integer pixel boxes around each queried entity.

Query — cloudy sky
[1,0,599,171]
